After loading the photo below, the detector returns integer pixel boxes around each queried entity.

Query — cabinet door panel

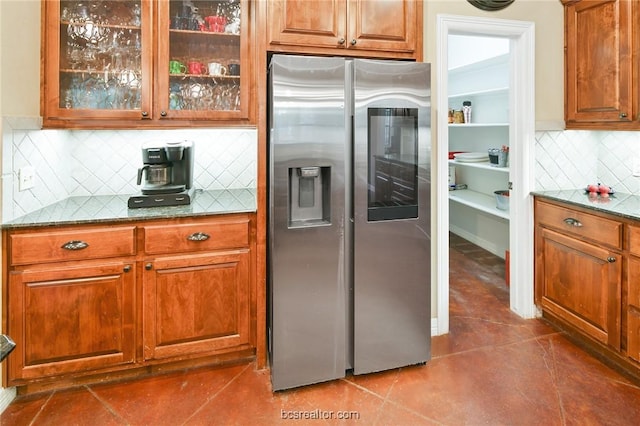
[349,0,416,53]
[565,0,635,124]
[43,0,153,123]
[156,0,251,122]
[144,250,251,360]
[268,0,347,48]
[539,228,621,348]
[7,262,135,382]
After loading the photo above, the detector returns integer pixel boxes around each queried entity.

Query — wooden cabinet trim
[9,226,136,266]
[143,218,250,255]
[7,261,136,383]
[266,0,421,60]
[535,200,623,249]
[42,0,256,128]
[563,0,639,129]
[3,212,258,390]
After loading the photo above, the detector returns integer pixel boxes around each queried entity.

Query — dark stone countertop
[2,188,257,229]
[532,189,640,222]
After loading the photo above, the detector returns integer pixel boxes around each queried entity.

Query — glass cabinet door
[156,0,250,121]
[47,0,153,120]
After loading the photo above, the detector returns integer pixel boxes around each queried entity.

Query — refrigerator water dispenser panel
[289,166,331,227]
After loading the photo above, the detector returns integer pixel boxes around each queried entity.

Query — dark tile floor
[2,235,640,425]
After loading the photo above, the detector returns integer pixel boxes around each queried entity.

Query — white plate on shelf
[454,152,489,162]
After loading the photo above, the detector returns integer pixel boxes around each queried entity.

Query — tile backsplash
[3,116,639,222]
[2,117,256,222]
[535,129,640,193]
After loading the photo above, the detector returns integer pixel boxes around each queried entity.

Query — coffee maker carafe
[128,140,195,208]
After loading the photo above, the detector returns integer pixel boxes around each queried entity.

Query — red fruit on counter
[587,184,599,192]
[599,185,612,194]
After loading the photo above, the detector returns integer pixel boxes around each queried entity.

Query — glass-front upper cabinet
[43,0,152,124]
[156,0,250,121]
[42,0,252,128]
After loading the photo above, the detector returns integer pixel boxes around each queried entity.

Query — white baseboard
[0,387,16,414]
[449,225,505,259]
[431,317,442,336]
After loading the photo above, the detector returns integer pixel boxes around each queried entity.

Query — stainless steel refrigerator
[268,54,431,391]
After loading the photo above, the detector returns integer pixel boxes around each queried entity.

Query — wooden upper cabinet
[562,0,639,129]
[42,0,254,128]
[267,0,421,60]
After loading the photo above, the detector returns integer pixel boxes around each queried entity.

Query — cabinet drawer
[9,226,136,266]
[535,201,622,249]
[144,218,249,255]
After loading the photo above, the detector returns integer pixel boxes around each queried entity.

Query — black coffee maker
[128,140,195,208]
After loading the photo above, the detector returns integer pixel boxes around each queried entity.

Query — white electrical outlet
[18,166,35,191]
[633,158,640,177]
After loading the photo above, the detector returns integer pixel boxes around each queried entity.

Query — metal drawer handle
[61,240,89,250]
[563,217,583,227]
[187,232,210,242]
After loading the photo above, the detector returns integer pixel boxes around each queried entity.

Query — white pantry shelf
[449,86,509,99]
[448,159,509,173]
[449,189,510,220]
[449,123,509,127]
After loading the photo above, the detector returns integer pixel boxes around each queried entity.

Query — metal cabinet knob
[187,232,210,242]
[141,111,149,118]
[338,38,345,45]
[61,240,89,250]
[563,217,583,227]
[124,265,132,273]
[607,257,616,263]
[160,110,167,117]
[619,113,628,119]
[350,39,357,46]
[145,263,153,270]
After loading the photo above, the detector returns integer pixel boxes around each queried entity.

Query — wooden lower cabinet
[143,250,251,361]
[536,227,621,349]
[7,261,136,384]
[534,197,640,379]
[3,213,256,391]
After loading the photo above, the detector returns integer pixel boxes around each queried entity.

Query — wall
[424,0,565,126]
[0,0,33,411]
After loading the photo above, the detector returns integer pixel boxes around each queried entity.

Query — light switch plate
[18,166,35,191]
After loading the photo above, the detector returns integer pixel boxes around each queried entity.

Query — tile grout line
[27,390,56,426]
[179,363,252,426]
[432,330,565,361]
[85,385,131,425]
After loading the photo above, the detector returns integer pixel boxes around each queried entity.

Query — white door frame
[435,14,537,335]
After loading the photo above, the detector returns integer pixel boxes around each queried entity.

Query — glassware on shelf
[59,1,144,111]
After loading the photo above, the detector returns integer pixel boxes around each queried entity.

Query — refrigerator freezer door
[352,59,431,374]
[268,55,348,391]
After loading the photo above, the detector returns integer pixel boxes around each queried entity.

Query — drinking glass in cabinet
[59,0,143,110]
[167,0,242,112]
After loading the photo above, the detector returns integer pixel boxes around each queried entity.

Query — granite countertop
[532,189,640,221]
[2,188,257,229]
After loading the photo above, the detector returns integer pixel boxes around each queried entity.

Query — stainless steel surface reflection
[268,55,431,391]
